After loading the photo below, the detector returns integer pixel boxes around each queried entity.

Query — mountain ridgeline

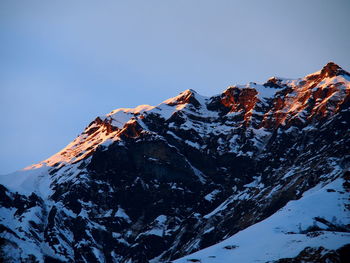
[1,62,349,262]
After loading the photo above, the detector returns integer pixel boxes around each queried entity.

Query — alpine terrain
[0,62,349,263]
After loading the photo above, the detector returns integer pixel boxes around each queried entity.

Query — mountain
[0,62,349,262]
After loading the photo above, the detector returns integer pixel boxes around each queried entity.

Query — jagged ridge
[0,62,349,263]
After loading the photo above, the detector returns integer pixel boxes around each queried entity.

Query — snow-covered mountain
[1,62,349,262]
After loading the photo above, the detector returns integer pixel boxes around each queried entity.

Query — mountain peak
[305,62,349,81]
[163,88,200,107]
[182,88,197,94]
[320,61,343,77]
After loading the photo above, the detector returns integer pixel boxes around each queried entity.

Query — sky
[1,0,350,174]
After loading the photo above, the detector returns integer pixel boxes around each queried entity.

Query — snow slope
[174,178,350,263]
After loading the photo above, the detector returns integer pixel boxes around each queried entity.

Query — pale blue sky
[1,0,349,174]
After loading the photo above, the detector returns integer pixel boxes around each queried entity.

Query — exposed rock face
[271,245,350,263]
[0,62,349,263]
